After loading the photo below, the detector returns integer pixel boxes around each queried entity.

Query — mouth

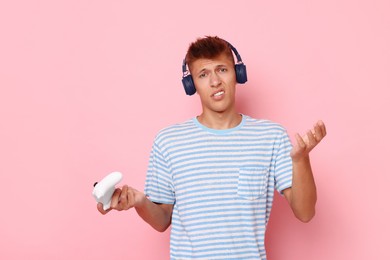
[212,90,225,97]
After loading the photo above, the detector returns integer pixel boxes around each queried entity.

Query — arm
[283,120,326,223]
[97,185,173,232]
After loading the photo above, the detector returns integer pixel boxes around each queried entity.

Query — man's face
[190,54,237,115]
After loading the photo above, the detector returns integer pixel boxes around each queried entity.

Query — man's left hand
[290,120,327,162]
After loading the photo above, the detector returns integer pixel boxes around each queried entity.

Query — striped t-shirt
[144,115,293,260]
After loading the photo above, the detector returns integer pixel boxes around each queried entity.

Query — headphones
[181,41,247,96]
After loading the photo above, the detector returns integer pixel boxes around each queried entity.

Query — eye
[199,72,208,78]
[219,67,228,73]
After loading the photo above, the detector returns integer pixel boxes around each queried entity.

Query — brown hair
[185,36,234,70]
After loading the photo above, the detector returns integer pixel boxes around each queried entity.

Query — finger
[97,202,111,215]
[295,133,306,149]
[313,123,323,142]
[110,188,122,210]
[124,187,134,210]
[306,129,317,147]
[319,120,327,137]
[119,185,129,209]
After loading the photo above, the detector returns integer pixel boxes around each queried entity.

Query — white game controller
[92,171,123,210]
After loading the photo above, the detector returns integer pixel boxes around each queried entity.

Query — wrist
[133,190,147,208]
[292,155,311,165]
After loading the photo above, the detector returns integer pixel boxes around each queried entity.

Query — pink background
[1,1,389,259]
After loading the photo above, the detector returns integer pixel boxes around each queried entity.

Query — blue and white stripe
[145,115,293,259]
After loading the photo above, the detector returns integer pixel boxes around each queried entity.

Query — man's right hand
[96,185,173,232]
[97,185,143,215]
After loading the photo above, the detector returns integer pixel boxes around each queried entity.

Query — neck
[197,110,242,130]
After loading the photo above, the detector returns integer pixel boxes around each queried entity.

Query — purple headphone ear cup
[235,63,247,84]
[182,75,196,95]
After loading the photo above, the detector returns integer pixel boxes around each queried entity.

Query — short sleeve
[144,141,175,204]
[274,130,293,194]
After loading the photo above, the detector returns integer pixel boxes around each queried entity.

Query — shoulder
[153,119,197,145]
[243,115,288,134]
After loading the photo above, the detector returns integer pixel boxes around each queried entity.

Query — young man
[97,36,326,259]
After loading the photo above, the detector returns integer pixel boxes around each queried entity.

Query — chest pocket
[237,167,269,200]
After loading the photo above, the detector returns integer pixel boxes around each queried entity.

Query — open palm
[290,120,327,162]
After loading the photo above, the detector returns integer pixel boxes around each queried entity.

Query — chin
[211,105,232,114]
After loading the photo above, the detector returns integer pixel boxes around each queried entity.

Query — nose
[210,72,221,87]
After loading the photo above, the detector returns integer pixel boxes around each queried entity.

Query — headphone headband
[182,41,243,74]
